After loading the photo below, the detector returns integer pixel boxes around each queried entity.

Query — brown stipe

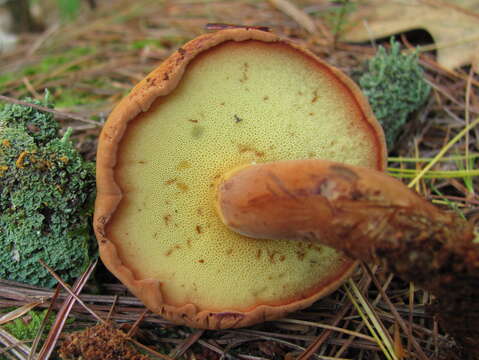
[217,158,479,357]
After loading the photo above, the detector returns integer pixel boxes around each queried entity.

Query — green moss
[320,0,357,36]
[130,39,164,50]
[130,36,191,51]
[57,0,82,21]
[54,88,92,108]
[23,47,94,76]
[0,73,15,88]
[0,47,94,93]
[2,310,54,342]
[0,94,97,288]
[359,39,431,149]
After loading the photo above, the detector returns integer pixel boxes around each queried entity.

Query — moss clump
[359,40,431,148]
[0,94,96,288]
[2,310,54,343]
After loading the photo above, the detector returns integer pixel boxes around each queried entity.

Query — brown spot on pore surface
[237,144,265,157]
[311,88,319,103]
[177,160,191,170]
[226,248,233,255]
[165,178,177,185]
[176,182,189,192]
[267,249,279,264]
[198,259,205,263]
[195,225,202,234]
[165,244,182,256]
[296,251,306,261]
[163,214,172,225]
[263,95,269,101]
[240,62,249,83]
[188,119,198,123]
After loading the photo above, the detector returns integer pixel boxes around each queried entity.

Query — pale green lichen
[0,94,96,288]
[359,39,431,148]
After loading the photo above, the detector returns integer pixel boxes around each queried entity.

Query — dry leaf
[341,0,479,71]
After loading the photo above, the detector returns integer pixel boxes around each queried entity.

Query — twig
[37,260,98,360]
[296,297,353,360]
[126,308,148,338]
[27,23,61,57]
[128,338,175,360]
[0,301,44,326]
[0,94,102,127]
[169,329,204,359]
[38,260,105,325]
[28,285,61,360]
[268,0,317,34]
[0,328,30,360]
[362,264,430,360]
[106,294,119,322]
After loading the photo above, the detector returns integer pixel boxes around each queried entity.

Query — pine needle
[345,280,398,360]
[408,116,479,188]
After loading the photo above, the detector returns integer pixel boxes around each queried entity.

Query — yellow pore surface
[110,40,379,312]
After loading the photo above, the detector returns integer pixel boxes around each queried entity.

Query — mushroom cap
[94,29,387,329]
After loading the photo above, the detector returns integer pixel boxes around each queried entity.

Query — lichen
[0,94,96,287]
[359,39,431,148]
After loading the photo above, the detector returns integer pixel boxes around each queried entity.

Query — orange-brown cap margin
[94,28,387,329]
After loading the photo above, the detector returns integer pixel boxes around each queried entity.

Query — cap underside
[107,40,379,313]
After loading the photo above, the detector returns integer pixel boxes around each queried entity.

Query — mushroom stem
[217,159,479,358]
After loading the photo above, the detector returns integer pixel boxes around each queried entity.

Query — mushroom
[217,159,479,356]
[94,28,387,329]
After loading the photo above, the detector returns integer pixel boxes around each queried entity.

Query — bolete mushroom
[216,159,479,356]
[94,29,387,329]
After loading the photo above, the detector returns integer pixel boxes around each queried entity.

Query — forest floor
[0,1,478,359]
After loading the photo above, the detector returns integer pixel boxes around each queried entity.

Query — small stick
[205,23,270,32]
[268,0,317,34]
[38,260,105,325]
[0,94,102,127]
[37,260,99,360]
